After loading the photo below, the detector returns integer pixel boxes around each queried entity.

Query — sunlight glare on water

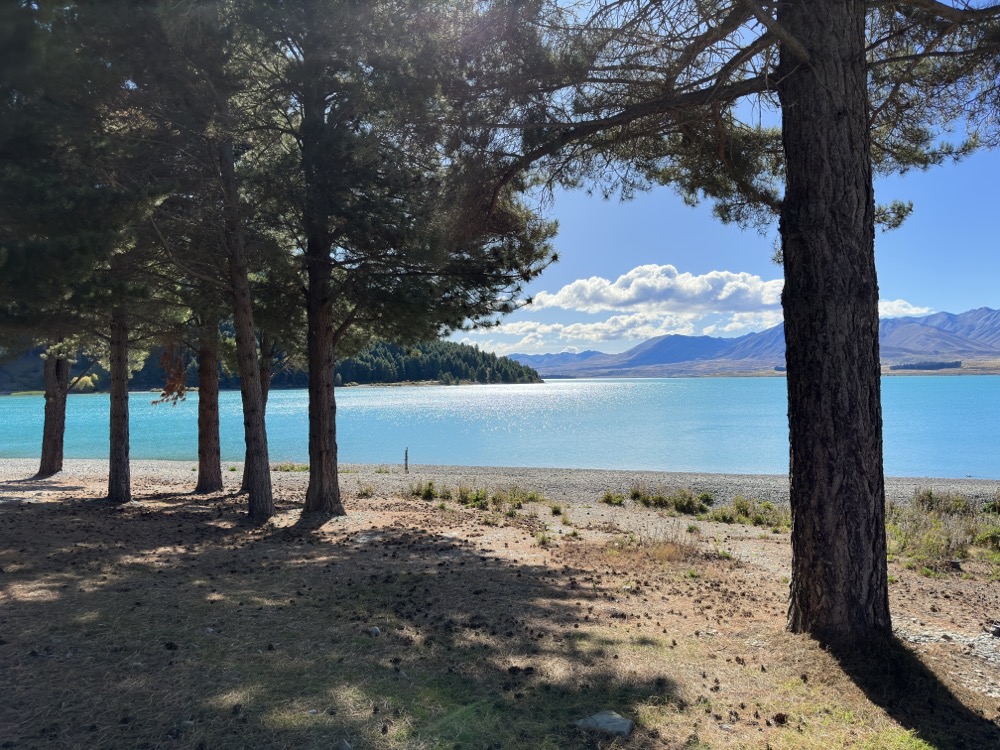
[2,376,1000,478]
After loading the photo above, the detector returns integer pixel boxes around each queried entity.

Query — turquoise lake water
[1,377,999,478]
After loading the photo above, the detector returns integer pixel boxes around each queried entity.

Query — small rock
[772,712,788,726]
[574,710,634,737]
[307,709,318,715]
[338,740,353,750]
[368,627,381,637]
[181,720,195,728]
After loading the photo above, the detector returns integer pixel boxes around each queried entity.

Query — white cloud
[533,264,784,314]
[703,310,785,335]
[462,313,700,354]
[878,299,934,318]
[465,261,936,354]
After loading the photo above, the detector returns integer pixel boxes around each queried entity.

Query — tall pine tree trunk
[195,320,223,494]
[37,352,70,478]
[107,306,131,504]
[300,78,345,518]
[240,333,273,494]
[303,281,344,516]
[218,132,274,522]
[777,0,891,646]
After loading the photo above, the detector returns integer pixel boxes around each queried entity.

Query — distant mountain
[509,307,1000,378]
[509,350,604,371]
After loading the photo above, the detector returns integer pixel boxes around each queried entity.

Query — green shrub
[975,527,1000,551]
[887,491,988,570]
[913,489,974,516]
[708,497,790,528]
[601,491,625,506]
[409,480,438,500]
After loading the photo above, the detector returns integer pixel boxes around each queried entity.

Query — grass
[2,480,998,749]
[707,496,791,528]
[273,462,310,472]
[887,489,1000,574]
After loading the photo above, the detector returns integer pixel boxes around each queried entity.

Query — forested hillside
[336,341,541,385]
[0,340,540,392]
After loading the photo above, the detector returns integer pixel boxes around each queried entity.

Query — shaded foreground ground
[1,462,999,749]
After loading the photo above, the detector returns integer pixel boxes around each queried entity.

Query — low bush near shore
[626,483,715,515]
[888,489,1000,574]
[707,497,790,529]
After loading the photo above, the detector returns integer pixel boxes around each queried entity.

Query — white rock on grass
[574,710,634,737]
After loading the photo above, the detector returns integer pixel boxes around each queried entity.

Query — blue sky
[460,148,999,355]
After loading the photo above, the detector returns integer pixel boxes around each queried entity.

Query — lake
[1,377,999,478]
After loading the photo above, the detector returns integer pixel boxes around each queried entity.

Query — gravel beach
[2,458,998,507]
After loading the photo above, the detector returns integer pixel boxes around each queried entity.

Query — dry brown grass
[1,474,999,749]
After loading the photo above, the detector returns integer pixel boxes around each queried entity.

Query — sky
[458,148,1000,356]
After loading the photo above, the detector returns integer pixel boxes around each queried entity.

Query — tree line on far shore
[0,340,541,393]
[3,0,1000,649]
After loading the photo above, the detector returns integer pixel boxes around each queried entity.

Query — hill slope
[510,307,1000,377]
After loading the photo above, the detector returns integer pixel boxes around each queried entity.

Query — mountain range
[509,307,1000,378]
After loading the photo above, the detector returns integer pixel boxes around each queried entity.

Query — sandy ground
[3,458,1000,507]
[2,459,1000,698]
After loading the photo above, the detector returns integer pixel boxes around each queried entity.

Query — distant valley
[510,307,1000,378]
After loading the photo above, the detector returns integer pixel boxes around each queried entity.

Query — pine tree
[490,0,1000,645]
[243,0,554,518]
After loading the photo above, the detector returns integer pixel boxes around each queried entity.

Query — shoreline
[2,458,998,506]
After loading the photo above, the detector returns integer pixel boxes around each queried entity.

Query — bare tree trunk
[37,352,70,478]
[218,131,274,522]
[107,306,131,504]
[240,332,273,494]
[303,286,344,516]
[777,0,891,646]
[299,72,344,519]
[195,320,223,494]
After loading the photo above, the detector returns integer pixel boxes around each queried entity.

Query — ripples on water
[2,377,999,477]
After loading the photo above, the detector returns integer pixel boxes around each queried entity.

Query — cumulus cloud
[878,299,934,318]
[532,264,783,314]
[464,261,936,354]
[462,313,700,354]
[703,310,785,335]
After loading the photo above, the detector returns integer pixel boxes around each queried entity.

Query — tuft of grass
[356,484,374,499]
[273,463,309,472]
[630,485,713,515]
[708,496,790,528]
[606,523,699,565]
[601,491,625,506]
[887,490,988,571]
[409,480,440,501]
[550,503,562,516]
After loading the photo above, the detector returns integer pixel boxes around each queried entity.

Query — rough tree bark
[299,77,345,518]
[240,332,273,494]
[219,131,274,522]
[777,0,891,645]
[107,306,131,504]
[302,276,344,516]
[195,320,223,494]
[37,352,70,478]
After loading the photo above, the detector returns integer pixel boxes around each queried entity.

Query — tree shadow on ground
[0,475,87,494]
[832,637,1000,749]
[0,489,682,749]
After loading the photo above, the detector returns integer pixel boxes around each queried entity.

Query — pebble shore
[2,458,998,507]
